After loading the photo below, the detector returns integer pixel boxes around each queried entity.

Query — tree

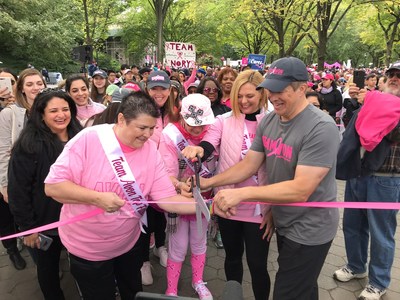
[371,1,400,66]
[76,0,129,55]
[218,0,274,56]
[148,0,174,64]
[308,0,356,70]
[251,0,314,58]
[0,0,82,71]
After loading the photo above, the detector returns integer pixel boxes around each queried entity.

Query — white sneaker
[333,265,368,282]
[358,284,386,300]
[153,246,168,267]
[192,281,213,300]
[141,261,153,285]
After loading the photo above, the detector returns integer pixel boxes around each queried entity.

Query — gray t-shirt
[251,104,340,245]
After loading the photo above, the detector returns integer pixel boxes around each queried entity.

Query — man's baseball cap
[257,57,308,92]
[386,61,400,74]
[147,71,171,89]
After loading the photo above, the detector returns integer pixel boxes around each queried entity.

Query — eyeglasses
[387,72,400,79]
[203,87,219,94]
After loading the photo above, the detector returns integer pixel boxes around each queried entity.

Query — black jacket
[211,102,231,117]
[8,141,62,232]
[319,88,343,118]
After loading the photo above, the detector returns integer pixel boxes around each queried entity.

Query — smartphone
[0,77,13,93]
[353,70,366,89]
[38,233,53,251]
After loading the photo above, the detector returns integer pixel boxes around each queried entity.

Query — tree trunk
[83,0,91,45]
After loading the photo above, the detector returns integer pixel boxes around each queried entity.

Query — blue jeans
[343,175,400,289]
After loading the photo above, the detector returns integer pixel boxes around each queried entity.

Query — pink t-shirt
[149,114,169,148]
[203,117,265,223]
[45,124,177,261]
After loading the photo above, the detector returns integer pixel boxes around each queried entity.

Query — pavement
[1,180,399,300]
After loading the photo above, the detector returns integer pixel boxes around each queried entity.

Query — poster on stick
[247,54,267,70]
[165,42,196,68]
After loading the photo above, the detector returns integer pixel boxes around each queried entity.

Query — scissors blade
[193,155,210,234]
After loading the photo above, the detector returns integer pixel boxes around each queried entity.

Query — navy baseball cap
[147,71,171,89]
[257,57,308,92]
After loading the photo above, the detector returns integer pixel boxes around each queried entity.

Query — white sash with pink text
[241,123,261,216]
[97,124,148,230]
[163,123,213,178]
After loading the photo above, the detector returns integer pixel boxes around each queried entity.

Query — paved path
[0,180,399,299]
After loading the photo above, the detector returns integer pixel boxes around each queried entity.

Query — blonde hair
[15,68,46,111]
[231,70,267,118]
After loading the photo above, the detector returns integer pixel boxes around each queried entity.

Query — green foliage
[0,0,82,71]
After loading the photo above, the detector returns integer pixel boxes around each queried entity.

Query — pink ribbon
[1,201,399,241]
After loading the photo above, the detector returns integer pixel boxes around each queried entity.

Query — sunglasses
[387,72,400,79]
[203,87,219,94]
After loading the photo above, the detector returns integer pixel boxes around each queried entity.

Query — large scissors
[192,155,211,235]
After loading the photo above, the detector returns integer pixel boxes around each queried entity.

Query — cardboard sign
[247,54,266,70]
[165,42,196,68]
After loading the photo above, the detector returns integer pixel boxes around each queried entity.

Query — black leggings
[141,206,166,261]
[219,217,270,300]
[0,195,17,250]
[36,236,65,300]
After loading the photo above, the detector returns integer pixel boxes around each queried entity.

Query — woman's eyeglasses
[387,72,400,79]
[203,87,219,94]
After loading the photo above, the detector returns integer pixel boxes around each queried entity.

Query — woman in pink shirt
[65,75,105,127]
[45,91,196,300]
[182,70,273,300]
[159,94,216,300]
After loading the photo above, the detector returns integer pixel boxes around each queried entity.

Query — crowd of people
[0,56,399,300]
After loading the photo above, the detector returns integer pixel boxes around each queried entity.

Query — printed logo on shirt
[262,136,293,162]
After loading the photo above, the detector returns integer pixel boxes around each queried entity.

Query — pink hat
[180,94,215,126]
[307,81,314,87]
[322,73,334,81]
[124,82,141,92]
[313,74,321,81]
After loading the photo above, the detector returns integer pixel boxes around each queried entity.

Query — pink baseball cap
[322,73,335,81]
[124,82,141,92]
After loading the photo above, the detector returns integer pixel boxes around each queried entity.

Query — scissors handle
[193,154,202,173]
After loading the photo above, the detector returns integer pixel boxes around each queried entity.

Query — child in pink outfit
[159,94,216,300]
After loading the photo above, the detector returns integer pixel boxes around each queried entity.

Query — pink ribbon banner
[1,201,399,241]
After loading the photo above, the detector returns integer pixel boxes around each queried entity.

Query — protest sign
[165,42,196,68]
[247,54,266,70]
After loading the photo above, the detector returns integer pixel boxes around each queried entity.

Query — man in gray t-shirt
[251,103,339,246]
[190,57,340,300]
